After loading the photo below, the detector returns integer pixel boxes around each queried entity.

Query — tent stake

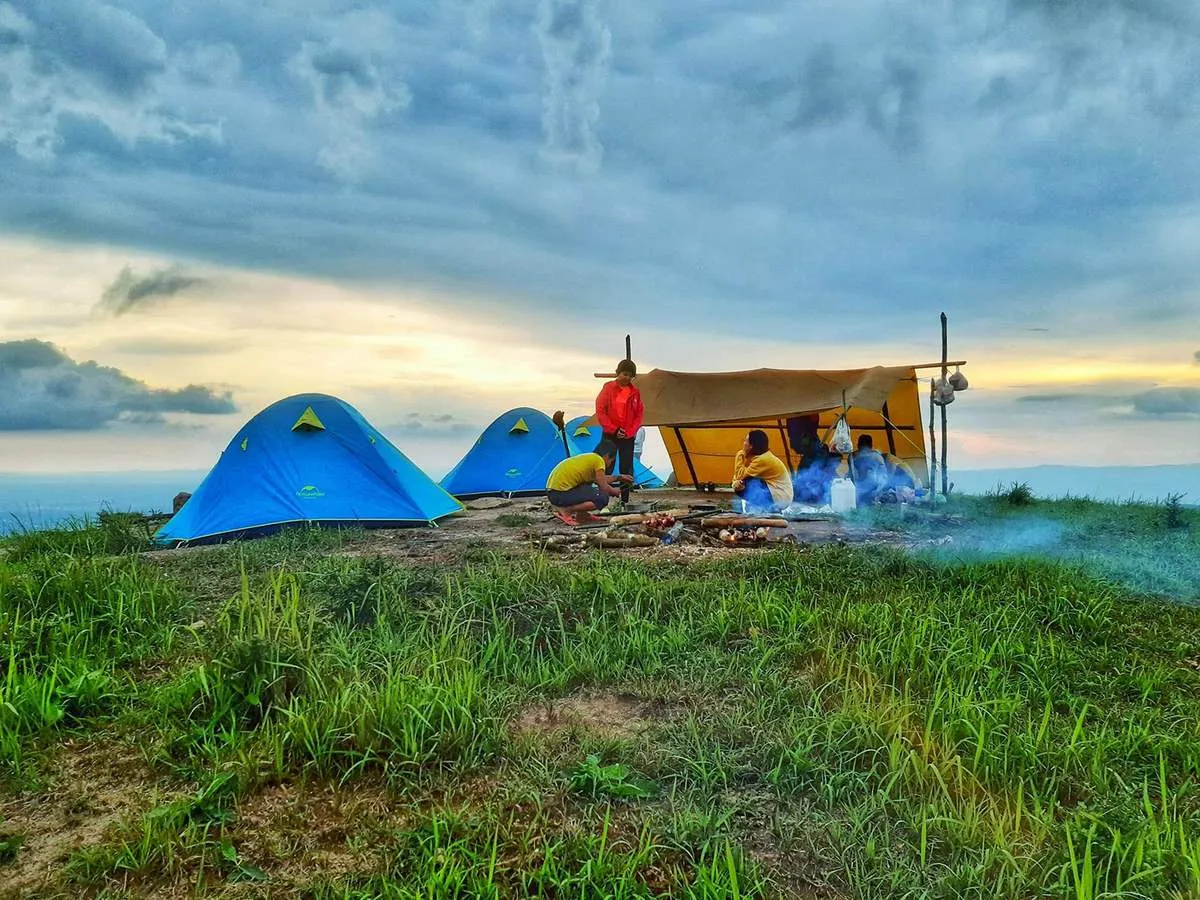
[940,312,949,496]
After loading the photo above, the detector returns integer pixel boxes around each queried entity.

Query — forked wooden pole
[928,378,937,489]
[940,312,949,496]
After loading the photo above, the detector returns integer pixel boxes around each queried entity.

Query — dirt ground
[321,489,924,565]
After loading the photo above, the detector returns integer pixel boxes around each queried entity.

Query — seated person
[885,453,918,491]
[787,415,835,504]
[851,434,890,505]
[732,429,794,513]
[545,439,631,525]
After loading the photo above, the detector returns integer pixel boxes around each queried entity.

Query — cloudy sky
[1,0,1198,479]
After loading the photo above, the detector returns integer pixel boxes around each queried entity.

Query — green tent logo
[296,484,325,498]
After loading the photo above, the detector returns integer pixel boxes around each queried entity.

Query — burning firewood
[717,526,770,545]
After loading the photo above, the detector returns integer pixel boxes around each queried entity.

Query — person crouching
[732,429,793,514]
[546,439,632,525]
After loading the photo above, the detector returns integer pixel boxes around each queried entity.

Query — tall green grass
[6,498,1200,896]
[0,552,190,778]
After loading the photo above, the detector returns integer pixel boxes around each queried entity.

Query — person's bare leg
[552,500,608,525]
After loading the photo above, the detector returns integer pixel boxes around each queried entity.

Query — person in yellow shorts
[732,430,793,514]
[546,439,631,525]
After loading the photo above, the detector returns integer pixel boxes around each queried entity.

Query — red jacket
[595,380,644,436]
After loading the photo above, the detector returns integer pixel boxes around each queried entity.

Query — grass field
[1,491,1199,898]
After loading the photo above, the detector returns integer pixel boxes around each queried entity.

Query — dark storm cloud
[98,263,208,315]
[0,339,234,430]
[1,1,1200,346]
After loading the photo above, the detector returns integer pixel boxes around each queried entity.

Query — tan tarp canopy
[623,365,928,488]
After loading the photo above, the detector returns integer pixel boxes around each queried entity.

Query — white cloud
[535,0,612,173]
[0,0,222,159]
[288,26,411,180]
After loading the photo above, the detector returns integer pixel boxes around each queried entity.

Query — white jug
[830,477,857,513]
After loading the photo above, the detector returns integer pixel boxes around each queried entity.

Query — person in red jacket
[595,358,644,505]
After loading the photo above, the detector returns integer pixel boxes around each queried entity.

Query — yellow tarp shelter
[630,365,929,488]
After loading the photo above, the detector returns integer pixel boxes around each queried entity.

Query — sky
[1,0,1198,480]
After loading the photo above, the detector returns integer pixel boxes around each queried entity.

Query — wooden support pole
[625,334,631,361]
[928,378,937,489]
[940,312,949,496]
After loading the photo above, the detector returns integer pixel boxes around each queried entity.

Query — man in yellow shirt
[732,430,793,514]
[546,439,631,525]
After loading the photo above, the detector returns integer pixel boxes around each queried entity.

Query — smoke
[535,0,612,174]
[98,264,207,315]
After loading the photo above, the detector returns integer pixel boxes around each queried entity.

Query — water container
[830,477,857,513]
[662,522,685,545]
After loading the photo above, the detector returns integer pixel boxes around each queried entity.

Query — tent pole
[940,312,949,496]
[674,427,700,487]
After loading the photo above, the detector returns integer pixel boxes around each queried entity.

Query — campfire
[538,504,790,552]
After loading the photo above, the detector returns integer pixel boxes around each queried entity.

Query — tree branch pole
[940,312,949,496]
[625,334,631,361]
[928,378,937,489]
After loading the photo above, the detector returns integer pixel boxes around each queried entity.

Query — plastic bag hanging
[948,366,969,391]
[932,377,955,406]
[831,416,854,454]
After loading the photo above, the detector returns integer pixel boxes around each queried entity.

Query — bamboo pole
[593,360,967,378]
[940,312,949,496]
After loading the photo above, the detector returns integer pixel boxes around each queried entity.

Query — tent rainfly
[628,365,930,489]
[566,416,664,488]
[440,407,579,499]
[155,393,463,546]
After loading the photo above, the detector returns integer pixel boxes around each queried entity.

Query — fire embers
[718,526,768,545]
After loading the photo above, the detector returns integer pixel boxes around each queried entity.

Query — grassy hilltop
[1,491,1199,898]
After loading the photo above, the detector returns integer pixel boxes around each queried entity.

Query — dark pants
[604,433,635,502]
[547,484,609,510]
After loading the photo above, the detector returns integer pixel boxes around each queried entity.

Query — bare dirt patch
[215,776,404,895]
[0,738,182,898]
[511,690,675,740]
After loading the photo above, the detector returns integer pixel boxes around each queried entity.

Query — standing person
[595,358,644,506]
[633,426,646,464]
[732,429,793,514]
[545,439,630,525]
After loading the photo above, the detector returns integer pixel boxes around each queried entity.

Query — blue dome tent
[566,416,665,488]
[155,394,462,546]
[440,408,580,499]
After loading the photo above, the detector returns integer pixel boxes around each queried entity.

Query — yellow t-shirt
[547,453,606,492]
[732,450,794,507]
